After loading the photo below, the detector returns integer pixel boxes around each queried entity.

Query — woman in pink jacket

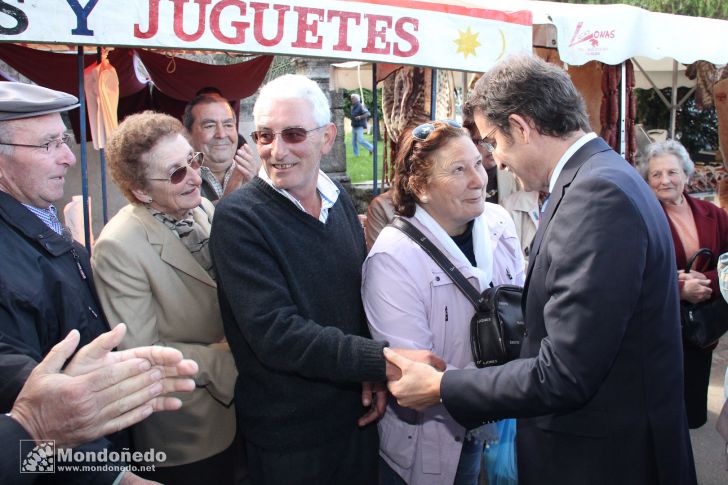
[362,120,524,485]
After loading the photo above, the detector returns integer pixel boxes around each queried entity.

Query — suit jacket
[441,137,696,484]
[92,201,237,467]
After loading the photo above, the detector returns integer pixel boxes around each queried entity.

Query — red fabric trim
[341,0,532,25]
[134,50,273,101]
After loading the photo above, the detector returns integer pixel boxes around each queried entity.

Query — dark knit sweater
[210,177,387,451]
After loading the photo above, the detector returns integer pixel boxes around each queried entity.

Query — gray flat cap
[0,82,79,121]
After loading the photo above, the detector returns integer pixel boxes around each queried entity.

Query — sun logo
[454,26,481,58]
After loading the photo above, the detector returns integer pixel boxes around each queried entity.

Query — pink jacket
[362,203,524,484]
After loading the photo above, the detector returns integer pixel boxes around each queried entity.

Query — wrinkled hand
[679,272,712,304]
[64,323,199,396]
[11,326,198,448]
[384,348,443,411]
[385,348,446,381]
[232,143,260,183]
[358,381,387,427]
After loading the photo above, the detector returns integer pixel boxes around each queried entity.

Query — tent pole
[669,60,678,139]
[430,69,437,120]
[97,47,108,225]
[77,46,91,253]
[372,63,379,196]
[619,62,627,157]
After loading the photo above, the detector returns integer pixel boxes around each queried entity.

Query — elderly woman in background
[642,139,728,429]
[362,120,524,485]
[91,112,238,483]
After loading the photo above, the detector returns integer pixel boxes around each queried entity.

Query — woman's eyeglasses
[251,125,327,145]
[411,119,461,141]
[148,152,204,184]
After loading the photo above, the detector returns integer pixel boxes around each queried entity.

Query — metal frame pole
[96,47,108,224]
[371,63,379,196]
[77,46,91,252]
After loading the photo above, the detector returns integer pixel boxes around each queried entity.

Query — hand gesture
[383,348,444,411]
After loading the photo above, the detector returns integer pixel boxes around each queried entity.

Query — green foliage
[635,88,718,154]
[549,0,728,19]
[345,131,385,184]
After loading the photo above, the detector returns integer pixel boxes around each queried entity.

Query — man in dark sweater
[210,74,443,485]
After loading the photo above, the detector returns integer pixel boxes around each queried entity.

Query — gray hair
[0,121,18,157]
[350,93,360,103]
[640,139,694,180]
[463,54,590,141]
[253,74,331,127]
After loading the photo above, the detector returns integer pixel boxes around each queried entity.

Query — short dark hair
[392,121,468,217]
[195,86,224,97]
[464,55,590,141]
[182,94,235,132]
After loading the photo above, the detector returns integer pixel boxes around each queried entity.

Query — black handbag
[680,248,728,348]
[391,218,526,368]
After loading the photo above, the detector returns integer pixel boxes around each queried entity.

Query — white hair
[640,139,695,180]
[253,74,331,127]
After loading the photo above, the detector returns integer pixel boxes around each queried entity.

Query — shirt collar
[22,203,64,235]
[199,164,234,198]
[548,132,597,194]
[258,166,340,223]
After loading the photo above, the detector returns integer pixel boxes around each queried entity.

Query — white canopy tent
[334,1,728,145]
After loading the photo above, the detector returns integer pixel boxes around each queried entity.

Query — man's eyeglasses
[251,125,327,145]
[411,119,461,141]
[0,133,72,152]
[148,152,204,184]
[480,127,498,153]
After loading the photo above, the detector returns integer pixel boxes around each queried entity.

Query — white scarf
[413,204,493,290]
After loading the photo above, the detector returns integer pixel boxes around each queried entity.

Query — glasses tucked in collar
[0,133,72,152]
[411,119,461,141]
[148,151,204,184]
[251,125,327,145]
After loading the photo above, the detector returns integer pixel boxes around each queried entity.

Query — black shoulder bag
[681,247,728,348]
[391,217,526,367]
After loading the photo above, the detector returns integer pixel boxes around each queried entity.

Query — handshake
[359,348,447,427]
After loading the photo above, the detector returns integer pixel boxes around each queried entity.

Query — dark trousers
[683,342,714,429]
[246,424,378,485]
[137,439,238,485]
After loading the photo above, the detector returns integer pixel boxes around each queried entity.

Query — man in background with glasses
[183,92,259,203]
[210,74,444,485]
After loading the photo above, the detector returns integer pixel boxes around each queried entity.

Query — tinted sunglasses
[148,151,204,184]
[251,125,327,145]
[411,119,462,141]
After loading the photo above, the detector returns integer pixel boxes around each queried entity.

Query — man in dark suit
[383,55,697,485]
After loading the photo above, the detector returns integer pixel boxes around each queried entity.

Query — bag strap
[390,217,482,309]
[685,247,714,273]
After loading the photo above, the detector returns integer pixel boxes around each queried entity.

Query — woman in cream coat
[92,112,237,483]
[362,121,524,485]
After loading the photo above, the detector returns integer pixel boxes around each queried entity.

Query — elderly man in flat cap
[0,82,176,484]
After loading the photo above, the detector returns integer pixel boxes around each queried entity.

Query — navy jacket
[441,138,697,484]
